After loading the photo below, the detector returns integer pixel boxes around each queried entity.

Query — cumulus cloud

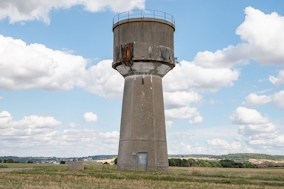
[0,35,86,91]
[163,60,239,92]
[230,107,276,136]
[269,70,284,86]
[236,7,284,65]
[193,44,250,68]
[193,7,284,68]
[163,91,202,109]
[231,106,278,145]
[0,0,145,24]
[207,138,242,154]
[82,60,124,99]
[83,112,98,123]
[165,106,203,125]
[0,110,61,137]
[230,107,270,125]
[0,35,123,98]
[272,90,284,109]
[169,142,207,154]
[242,91,284,109]
[242,93,272,106]
[99,131,119,145]
[230,107,284,151]
[0,110,119,156]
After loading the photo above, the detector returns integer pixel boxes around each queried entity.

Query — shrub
[114,158,117,165]
[0,165,8,168]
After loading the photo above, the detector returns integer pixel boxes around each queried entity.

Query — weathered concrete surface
[113,18,175,77]
[117,75,168,171]
[68,162,84,170]
[113,17,175,171]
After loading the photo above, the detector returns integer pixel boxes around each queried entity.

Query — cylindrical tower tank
[113,10,175,171]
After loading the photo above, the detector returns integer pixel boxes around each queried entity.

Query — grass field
[1,163,284,189]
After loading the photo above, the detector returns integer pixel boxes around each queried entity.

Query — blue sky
[0,0,284,157]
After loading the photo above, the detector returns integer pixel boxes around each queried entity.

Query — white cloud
[230,107,276,135]
[165,120,173,128]
[0,110,120,156]
[272,90,284,109]
[269,70,284,86]
[231,107,270,125]
[236,7,284,65]
[207,138,242,154]
[246,134,284,149]
[0,96,3,101]
[0,111,13,127]
[192,7,284,69]
[0,110,61,136]
[163,60,240,92]
[193,44,250,68]
[169,142,207,154]
[0,35,123,98]
[163,91,202,109]
[0,0,145,24]
[242,91,284,109]
[230,107,284,151]
[242,93,272,106]
[189,116,203,125]
[165,106,203,125]
[69,122,80,128]
[82,60,124,99]
[84,112,98,123]
[0,35,87,91]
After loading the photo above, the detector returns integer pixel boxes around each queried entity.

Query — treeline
[169,153,284,162]
[216,153,284,162]
[0,159,33,163]
[168,159,257,168]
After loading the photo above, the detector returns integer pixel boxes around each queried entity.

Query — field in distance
[1,163,284,189]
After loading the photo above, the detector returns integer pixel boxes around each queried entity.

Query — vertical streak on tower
[112,11,175,171]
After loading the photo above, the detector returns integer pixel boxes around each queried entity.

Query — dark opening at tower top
[113,9,175,28]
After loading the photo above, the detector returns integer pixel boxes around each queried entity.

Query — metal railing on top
[113,9,175,26]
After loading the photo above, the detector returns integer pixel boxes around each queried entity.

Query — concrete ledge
[68,162,84,170]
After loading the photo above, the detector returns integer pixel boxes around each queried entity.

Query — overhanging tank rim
[112,18,175,31]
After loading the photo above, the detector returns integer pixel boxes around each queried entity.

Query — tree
[60,161,66,164]
[188,159,196,166]
[220,159,234,168]
[114,158,117,165]
[182,159,189,167]
[0,159,2,163]
[4,159,14,163]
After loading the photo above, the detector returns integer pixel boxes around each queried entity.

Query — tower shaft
[118,75,168,170]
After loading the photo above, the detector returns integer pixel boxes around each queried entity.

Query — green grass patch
[1,163,284,188]
[0,165,8,168]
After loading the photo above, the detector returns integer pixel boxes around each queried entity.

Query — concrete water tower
[112,10,175,171]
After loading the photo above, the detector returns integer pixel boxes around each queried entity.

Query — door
[137,152,147,170]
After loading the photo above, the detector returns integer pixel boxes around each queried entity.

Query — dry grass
[0,163,283,189]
